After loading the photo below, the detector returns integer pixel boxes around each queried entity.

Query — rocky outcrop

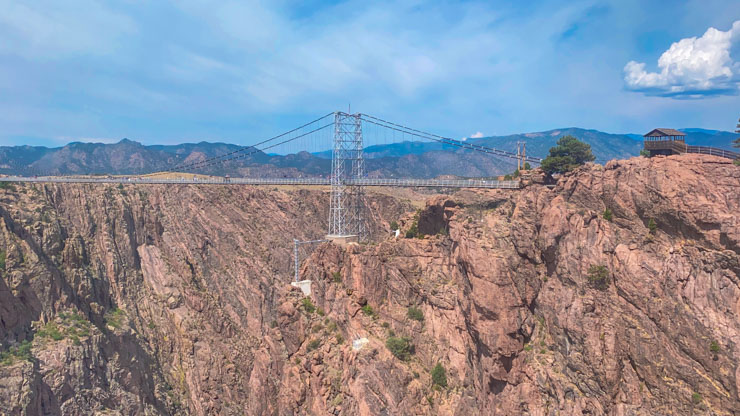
[0,154,738,415]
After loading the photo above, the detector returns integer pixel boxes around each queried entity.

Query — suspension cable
[144,112,335,176]
[359,114,543,164]
[176,122,335,173]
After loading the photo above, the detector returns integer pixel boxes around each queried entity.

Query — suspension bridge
[1,111,542,239]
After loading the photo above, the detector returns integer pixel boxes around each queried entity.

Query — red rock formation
[0,154,738,415]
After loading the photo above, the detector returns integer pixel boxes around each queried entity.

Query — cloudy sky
[1,0,739,146]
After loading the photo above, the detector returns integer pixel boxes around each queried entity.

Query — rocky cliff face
[0,154,738,415]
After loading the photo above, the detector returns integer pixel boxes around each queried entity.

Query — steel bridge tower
[328,112,365,240]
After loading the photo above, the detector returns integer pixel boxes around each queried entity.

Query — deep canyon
[0,154,739,415]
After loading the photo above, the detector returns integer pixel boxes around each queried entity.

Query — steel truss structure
[328,112,366,239]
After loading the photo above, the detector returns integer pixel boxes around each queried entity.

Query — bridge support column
[328,112,365,240]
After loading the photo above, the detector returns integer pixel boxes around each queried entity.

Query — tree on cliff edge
[540,135,595,175]
[734,116,739,148]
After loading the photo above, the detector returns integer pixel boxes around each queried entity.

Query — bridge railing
[0,176,521,189]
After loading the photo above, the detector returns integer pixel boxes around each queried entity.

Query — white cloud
[469,132,485,138]
[624,21,740,97]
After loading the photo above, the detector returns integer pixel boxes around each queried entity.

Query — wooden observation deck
[643,128,739,160]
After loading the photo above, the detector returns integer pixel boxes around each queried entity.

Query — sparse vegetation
[431,363,447,388]
[335,333,344,344]
[640,149,651,157]
[503,174,513,181]
[602,208,613,222]
[540,135,595,175]
[36,312,91,343]
[405,221,419,239]
[0,182,16,191]
[312,324,323,333]
[327,321,337,332]
[317,307,325,316]
[0,250,6,271]
[710,340,720,354]
[302,298,316,314]
[390,221,399,231]
[587,265,610,290]
[307,339,321,351]
[647,218,657,234]
[381,321,390,328]
[36,321,64,341]
[386,336,413,361]
[104,307,126,329]
[361,304,375,317]
[407,306,424,322]
[0,340,33,366]
[332,271,342,283]
[0,340,32,366]
[692,392,702,404]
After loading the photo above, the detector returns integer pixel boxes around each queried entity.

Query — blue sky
[0,0,739,147]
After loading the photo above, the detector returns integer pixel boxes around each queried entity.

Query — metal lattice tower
[328,112,365,239]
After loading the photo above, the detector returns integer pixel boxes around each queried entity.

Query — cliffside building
[643,128,740,160]
[643,128,687,156]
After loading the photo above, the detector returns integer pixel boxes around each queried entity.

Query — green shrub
[734,159,740,166]
[587,265,610,290]
[640,149,651,157]
[104,308,126,329]
[307,339,321,351]
[386,336,413,361]
[407,307,424,322]
[332,271,342,283]
[710,340,720,353]
[327,321,337,332]
[335,333,344,344]
[431,363,447,388]
[381,322,390,328]
[0,340,32,366]
[523,162,531,170]
[317,308,325,316]
[312,324,323,333]
[390,221,399,231]
[37,321,64,341]
[405,222,419,239]
[647,218,657,234]
[361,304,375,317]
[503,174,513,181]
[302,298,316,314]
[692,392,702,404]
[602,208,613,222]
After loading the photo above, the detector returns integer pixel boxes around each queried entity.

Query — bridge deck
[0,176,521,189]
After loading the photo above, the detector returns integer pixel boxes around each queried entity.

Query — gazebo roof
[643,128,687,138]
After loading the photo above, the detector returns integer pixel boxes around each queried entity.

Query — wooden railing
[644,140,739,160]
[644,140,687,153]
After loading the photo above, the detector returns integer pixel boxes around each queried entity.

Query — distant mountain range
[1,128,736,178]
